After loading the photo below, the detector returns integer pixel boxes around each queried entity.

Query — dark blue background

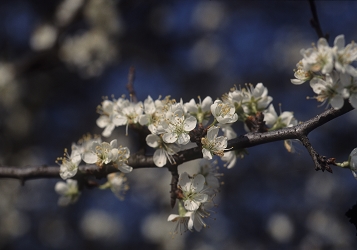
[0,0,357,249]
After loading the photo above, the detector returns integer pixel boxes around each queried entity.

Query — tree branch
[0,102,353,182]
[308,0,329,40]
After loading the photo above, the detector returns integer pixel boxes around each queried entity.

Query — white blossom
[198,159,222,191]
[96,100,122,137]
[300,37,334,74]
[167,213,191,235]
[139,96,156,128]
[188,205,210,232]
[333,34,357,77]
[56,147,82,180]
[179,172,209,211]
[310,71,345,109]
[210,100,238,124]
[55,179,80,206]
[224,88,244,106]
[82,139,132,173]
[146,134,180,167]
[30,24,57,51]
[139,96,167,134]
[201,126,227,160]
[340,73,357,108]
[291,61,313,85]
[114,146,132,173]
[107,173,129,200]
[222,151,237,169]
[162,108,197,145]
[72,134,102,158]
[263,104,295,130]
[242,83,273,113]
[115,99,143,135]
[83,139,119,166]
[184,96,212,125]
[59,29,117,76]
[167,200,193,235]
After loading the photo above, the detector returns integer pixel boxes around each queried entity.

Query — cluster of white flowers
[97,95,221,167]
[56,79,300,214]
[56,135,132,181]
[291,34,357,109]
[94,82,298,169]
[168,160,220,233]
[53,31,357,236]
[56,0,122,77]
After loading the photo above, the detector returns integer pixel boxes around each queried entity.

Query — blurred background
[0,0,357,249]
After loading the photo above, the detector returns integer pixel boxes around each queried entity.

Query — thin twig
[126,66,137,103]
[308,0,329,40]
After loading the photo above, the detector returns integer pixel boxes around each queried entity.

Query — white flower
[55,179,80,206]
[115,99,143,135]
[242,83,273,113]
[201,126,227,160]
[56,147,82,180]
[310,71,345,109]
[198,159,222,191]
[96,100,122,137]
[107,173,129,200]
[82,139,133,173]
[333,35,357,77]
[263,104,295,130]
[139,96,158,132]
[224,88,244,106]
[349,148,357,180]
[222,151,237,169]
[188,204,211,232]
[72,134,102,158]
[168,212,191,235]
[179,172,209,211]
[83,139,119,167]
[300,37,334,74]
[291,61,313,85]
[184,96,213,125]
[146,134,180,167]
[162,108,197,145]
[340,73,357,108]
[167,200,192,234]
[113,146,132,173]
[210,100,238,124]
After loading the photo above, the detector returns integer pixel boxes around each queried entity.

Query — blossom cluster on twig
[291,34,357,109]
[53,34,357,234]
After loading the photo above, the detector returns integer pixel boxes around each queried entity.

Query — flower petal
[153,148,167,167]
